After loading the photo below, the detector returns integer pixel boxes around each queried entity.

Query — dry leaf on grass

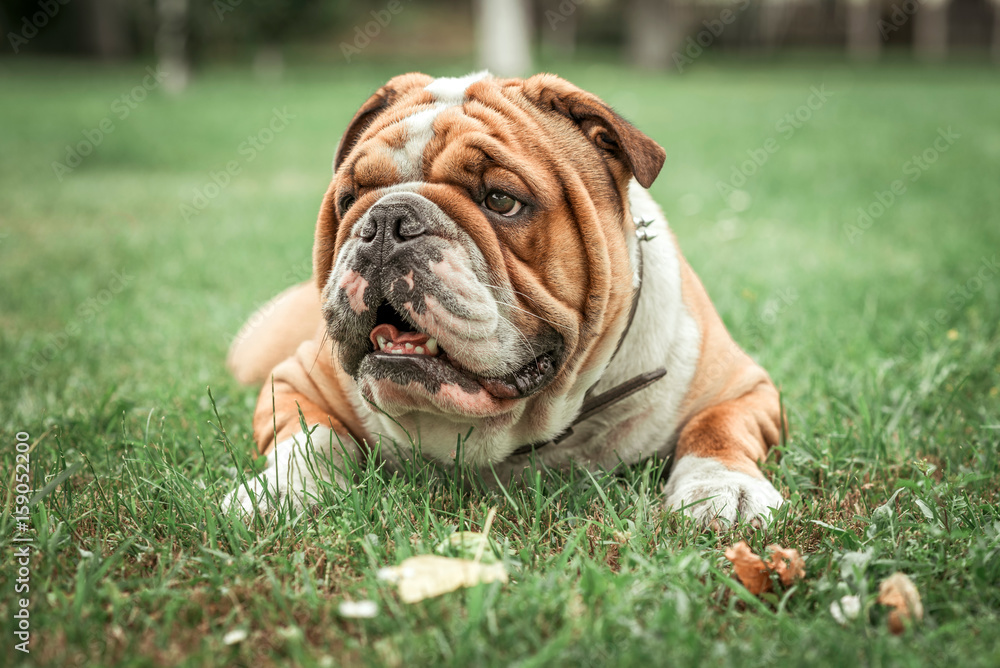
[724,541,805,595]
[377,507,507,604]
[769,544,806,586]
[878,572,923,634]
[377,555,508,603]
[724,542,771,594]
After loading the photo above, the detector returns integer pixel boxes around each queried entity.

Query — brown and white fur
[222,71,785,527]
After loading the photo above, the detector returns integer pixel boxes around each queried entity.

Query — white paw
[664,455,783,528]
[221,426,344,518]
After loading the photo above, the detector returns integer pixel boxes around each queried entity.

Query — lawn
[1,56,999,666]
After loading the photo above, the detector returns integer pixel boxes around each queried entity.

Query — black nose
[358,202,427,246]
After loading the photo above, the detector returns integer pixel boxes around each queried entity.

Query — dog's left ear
[521,74,665,189]
[333,72,435,173]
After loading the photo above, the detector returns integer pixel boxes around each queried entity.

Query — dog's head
[316,71,665,463]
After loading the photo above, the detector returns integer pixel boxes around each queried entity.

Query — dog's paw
[222,466,281,517]
[221,426,341,519]
[664,455,783,529]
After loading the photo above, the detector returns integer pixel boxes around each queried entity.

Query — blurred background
[2,0,998,78]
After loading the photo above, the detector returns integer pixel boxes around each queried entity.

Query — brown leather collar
[510,237,667,458]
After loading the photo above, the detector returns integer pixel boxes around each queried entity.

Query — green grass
[1,56,999,666]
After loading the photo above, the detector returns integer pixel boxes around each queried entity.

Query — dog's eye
[484,190,523,217]
[338,194,357,215]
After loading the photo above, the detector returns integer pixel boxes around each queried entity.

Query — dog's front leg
[222,341,367,517]
[664,381,785,528]
[222,423,351,516]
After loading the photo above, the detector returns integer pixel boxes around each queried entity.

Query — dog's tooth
[426,338,438,355]
[414,346,425,355]
[390,348,403,354]
[377,336,387,349]
[404,343,413,352]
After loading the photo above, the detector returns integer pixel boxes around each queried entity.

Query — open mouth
[363,301,557,400]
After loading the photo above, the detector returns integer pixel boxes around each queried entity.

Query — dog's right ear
[521,74,665,189]
[333,72,434,173]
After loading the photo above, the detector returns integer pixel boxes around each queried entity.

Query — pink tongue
[370,323,430,348]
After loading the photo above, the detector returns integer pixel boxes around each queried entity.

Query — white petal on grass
[830,595,862,625]
[223,628,248,645]
[338,600,378,618]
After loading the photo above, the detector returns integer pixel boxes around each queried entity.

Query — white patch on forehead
[425,70,491,104]
[388,71,492,182]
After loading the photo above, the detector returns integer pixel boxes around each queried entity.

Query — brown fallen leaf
[878,572,923,634]
[724,541,805,595]
[725,541,771,594]
[768,544,806,587]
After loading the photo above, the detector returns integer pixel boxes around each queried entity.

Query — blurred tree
[914,0,951,61]
[625,0,696,70]
[539,0,579,58]
[993,0,1000,63]
[156,0,188,92]
[477,0,532,75]
[845,0,881,60]
[192,0,348,66]
[83,0,130,59]
[758,0,798,51]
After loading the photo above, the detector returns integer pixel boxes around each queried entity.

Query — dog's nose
[358,202,427,246]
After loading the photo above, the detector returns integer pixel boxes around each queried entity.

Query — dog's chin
[352,343,559,418]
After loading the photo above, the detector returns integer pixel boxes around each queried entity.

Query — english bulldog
[223,71,785,527]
